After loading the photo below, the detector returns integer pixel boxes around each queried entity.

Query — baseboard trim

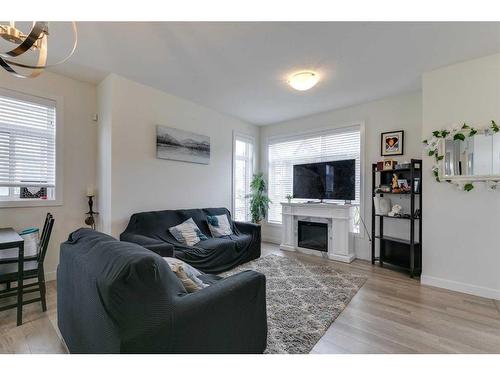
[262,236,280,245]
[421,275,500,300]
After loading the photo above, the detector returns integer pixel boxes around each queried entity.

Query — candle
[86,185,95,197]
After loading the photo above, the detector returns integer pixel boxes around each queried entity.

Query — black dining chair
[0,213,54,313]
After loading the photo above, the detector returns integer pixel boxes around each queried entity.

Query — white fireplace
[280,202,355,263]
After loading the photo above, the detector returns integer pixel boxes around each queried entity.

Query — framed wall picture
[156,125,210,164]
[381,130,404,156]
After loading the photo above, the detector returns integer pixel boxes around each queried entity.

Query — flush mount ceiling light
[0,21,77,78]
[287,71,320,91]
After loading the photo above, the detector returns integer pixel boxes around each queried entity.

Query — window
[0,89,57,203]
[233,133,255,222]
[267,126,361,230]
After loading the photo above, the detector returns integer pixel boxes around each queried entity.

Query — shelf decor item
[395,162,411,170]
[383,159,397,170]
[387,204,402,217]
[381,130,404,156]
[373,196,391,215]
[397,179,411,192]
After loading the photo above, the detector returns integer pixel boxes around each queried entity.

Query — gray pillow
[163,257,208,292]
[168,217,208,246]
[206,214,233,237]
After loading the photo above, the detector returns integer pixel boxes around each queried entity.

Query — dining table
[0,227,25,326]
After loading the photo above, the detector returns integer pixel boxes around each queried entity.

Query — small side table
[0,228,25,326]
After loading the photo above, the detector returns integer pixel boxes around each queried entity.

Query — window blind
[0,91,56,188]
[233,136,254,221]
[267,128,361,224]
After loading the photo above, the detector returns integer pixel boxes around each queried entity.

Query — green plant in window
[247,173,272,224]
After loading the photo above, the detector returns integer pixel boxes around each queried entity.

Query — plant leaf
[454,133,465,141]
[432,131,441,137]
[462,123,470,129]
[469,129,477,137]
[437,155,444,160]
[464,183,474,192]
[441,130,450,137]
[428,150,435,156]
[492,120,499,133]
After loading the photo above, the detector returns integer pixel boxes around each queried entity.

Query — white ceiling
[46,22,500,125]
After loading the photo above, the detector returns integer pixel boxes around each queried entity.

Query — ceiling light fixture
[0,21,77,78]
[287,71,320,91]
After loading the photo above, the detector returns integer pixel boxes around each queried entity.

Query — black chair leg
[39,271,47,312]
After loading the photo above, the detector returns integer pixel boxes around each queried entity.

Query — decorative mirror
[424,121,500,191]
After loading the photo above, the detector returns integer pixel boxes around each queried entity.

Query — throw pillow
[168,218,208,246]
[207,214,233,237]
[164,257,209,293]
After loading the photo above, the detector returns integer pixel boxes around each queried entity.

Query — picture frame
[414,178,420,193]
[382,159,396,170]
[156,125,210,165]
[397,179,410,192]
[381,130,404,156]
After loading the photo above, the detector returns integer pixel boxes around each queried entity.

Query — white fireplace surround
[280,202,355,263]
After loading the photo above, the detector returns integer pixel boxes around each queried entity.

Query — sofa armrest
[171,270,267,353]
[120,233,174,257]
[234,221,261,235]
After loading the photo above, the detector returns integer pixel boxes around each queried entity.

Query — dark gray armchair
[57,228,267,353]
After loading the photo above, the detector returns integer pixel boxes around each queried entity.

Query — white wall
[259,92,422,260]
[0,72,97,280]
[422,53,500,299]
[97,74,259,237]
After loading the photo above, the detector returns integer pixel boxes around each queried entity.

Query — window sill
[0,199,63,209]
[265,221,283,227]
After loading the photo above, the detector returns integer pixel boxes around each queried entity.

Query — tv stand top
[281,200,355,208]
[304,199,352,204]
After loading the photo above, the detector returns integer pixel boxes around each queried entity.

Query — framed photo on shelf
[381,130,404,156]
[414,178,420,193]
[397,179,411,192]
[382,159,396,170]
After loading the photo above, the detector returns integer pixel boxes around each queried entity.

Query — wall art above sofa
[156,125,210,164]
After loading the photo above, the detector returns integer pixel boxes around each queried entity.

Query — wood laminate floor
[1,242,499,354]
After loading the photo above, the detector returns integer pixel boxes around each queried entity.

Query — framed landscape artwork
[381,130,404,156]
[156,125,210,164]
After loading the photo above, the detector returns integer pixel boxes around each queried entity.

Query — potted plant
[285,194,292,203]
[247,173,271,224]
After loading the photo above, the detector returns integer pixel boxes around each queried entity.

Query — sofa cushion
[207,214,233,237]
[163,257,208,292]
[195,237,236,251]
[168,218,208,246]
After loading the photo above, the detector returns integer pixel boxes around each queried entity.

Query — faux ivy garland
[423,120,499,192]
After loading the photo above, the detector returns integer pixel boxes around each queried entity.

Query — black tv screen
[293,160,355,200]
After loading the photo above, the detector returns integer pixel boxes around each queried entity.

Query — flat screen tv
[293,159,355,200]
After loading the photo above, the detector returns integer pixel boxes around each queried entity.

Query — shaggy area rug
[221,254,367,354]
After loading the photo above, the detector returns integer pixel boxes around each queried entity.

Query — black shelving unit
[371,159,422,277]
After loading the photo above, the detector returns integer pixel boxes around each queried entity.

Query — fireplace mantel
[280,202,355,263]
